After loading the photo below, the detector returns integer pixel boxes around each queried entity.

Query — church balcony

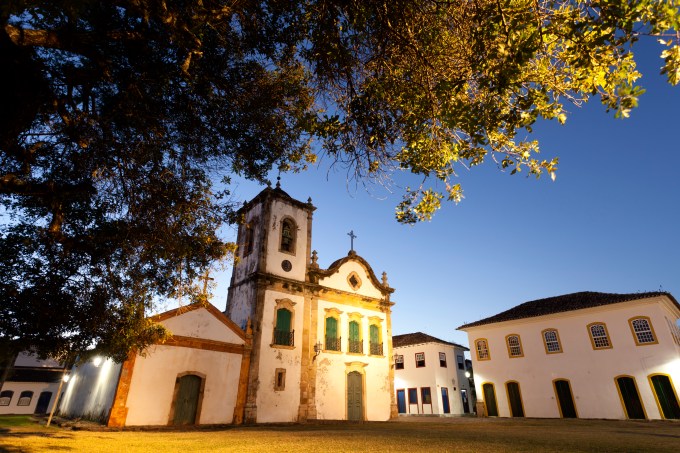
[369,342,383,356]
[325,336,341,352]
[273,329,294,347]
[348,340,363,354]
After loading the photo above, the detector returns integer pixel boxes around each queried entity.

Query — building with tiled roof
[393,332,474,417]
[458,291,680,420]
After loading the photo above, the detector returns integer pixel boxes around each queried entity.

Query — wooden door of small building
[34,391,52,414]
[482,383,498,416]
[347,371,363,421]
[396,389,406,414]
[553,379,577,418]
[616,376,646,419]
[506,382,524,417]
[650,375,680,419]
[173,374,202,425]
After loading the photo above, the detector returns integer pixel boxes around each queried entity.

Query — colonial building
[458,291,680,420]
[60,183,397,425]
[226,182,396,422]
[0,352,62,416]
[393,332,473,416]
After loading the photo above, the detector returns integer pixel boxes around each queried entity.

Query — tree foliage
[1,0,678,361]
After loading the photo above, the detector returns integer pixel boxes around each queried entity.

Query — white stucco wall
[124,344,243,425]
[465,297,680,420]
[0,381,60,415]
[255,290,305,423]
[162,307,244,344]
[60,358,121,422]
[314,299,392,421]
[393,342,470,416]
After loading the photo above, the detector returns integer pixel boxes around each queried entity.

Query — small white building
[0,352,62,416]
[60,303,250,426]
[393,332,473,416]
[458,291,680,420]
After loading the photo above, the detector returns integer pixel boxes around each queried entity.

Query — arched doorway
[482,383,498,416]
[34,391,52,414]
[553,379,577,418]
[649,374,680,419]
[171,374,203,425]
[506,381,524,417]
[615,376,646,419]
[347,371,363,421]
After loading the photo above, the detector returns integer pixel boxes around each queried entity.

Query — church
[59,183,398,425]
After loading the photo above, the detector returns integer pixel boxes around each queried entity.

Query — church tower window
[279,218,297,254]
[243,222,255,257]
[272,299,295,348]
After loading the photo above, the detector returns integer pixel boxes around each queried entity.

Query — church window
[629,317,658,345]
[421,387,432,405]
[542,329,562,353]
[243,221,255,257]
[439,352,447,367]
[348,320,362,354]
[347,272,362,290]
[475,339,490,361]
[273,308,294,347]
[395,354,404,370]
[587,322,612,349]
[506,334,523,358]
[279,218,296,254]
[274,368,286,391]
[17,391,33,406]
[457,355,465,370]
[369,323,382,355]
[0,390,13,406]
[325,316,341,351]
[667,317,680,346]
[272,299,296,348]
[415,352,425,368]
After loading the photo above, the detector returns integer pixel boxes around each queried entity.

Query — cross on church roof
[347,230,357,252]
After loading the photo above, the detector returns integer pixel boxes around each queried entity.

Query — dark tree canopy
[1,0,678,363]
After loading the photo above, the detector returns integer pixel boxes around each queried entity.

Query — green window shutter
[370,325,379,344]
[276,308,291,332]
[326,317,337,338]
[349,321,359,341]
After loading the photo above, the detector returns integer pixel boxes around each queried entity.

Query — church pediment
[310,251,394,299]
[152,303,247,345]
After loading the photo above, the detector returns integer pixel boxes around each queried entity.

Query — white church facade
[60,183,397,425]
[459,291,680,420]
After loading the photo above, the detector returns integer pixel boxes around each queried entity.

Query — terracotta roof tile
[393,332,469,350]
[458,291,678,330]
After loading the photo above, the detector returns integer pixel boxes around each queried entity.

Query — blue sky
[211,39,680,348]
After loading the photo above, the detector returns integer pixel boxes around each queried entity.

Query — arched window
[505,334,523,358]
[542,329,562,353]
[280,218,296,253]
[0,390,13,406]
[475,339,490,361]
[587,322,612,349]
[629,317,657,345]
[17,391,33,406]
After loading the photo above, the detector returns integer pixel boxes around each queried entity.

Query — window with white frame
[439,352,447,367]
[395,354,404,370]
[415,352,425,368]
[629,317,657,345]
[506,334,523,357]
[588,323,612,349]
[543,329,562,353]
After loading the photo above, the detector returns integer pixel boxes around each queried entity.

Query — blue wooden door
[441,388,450,414]
[397,390,406,413]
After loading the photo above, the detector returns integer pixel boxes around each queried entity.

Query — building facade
[226,183,397,422]
[393,332,473,416]
[61,183,397,426]
[0,352,62,416]
[459,292,680,420]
